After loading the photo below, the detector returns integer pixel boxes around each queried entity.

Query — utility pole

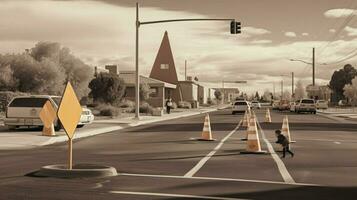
[291,72,294,98]
[312,47,315,86]
[185,60,187,81]
[281,79,283,100]
[273,82,276,100]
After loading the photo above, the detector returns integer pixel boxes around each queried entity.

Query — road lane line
[109,191,248,200]
[334,141,341,144]
[119,173,318,186]
[255,117,296,184]
[184,120,242,177]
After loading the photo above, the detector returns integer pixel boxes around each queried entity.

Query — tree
[254,91,260,100]
[295,80,305,100]
[263,89,272,101]
[214,90,222,100]
[282,90,291,100]
[343,77,357,106]
[88,72,126,104]
[0,64,17,91]
[330,64,357,102]
[140,82,152,101]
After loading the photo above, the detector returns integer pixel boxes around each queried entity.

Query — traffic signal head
[230,20,241,34]
[230,20,236,34]
[236,22,241,34]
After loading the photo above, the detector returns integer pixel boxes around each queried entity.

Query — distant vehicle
[272,100,280,110]
[250,101,261,109]
[338,100,347,106]
[295,99,317,114]
[278,100,290,111]
[232,100,250,114]
[4,95,94,130]
[316,100,328,109]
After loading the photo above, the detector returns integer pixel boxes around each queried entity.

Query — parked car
[316,100,328,109]
[278,100,290,111]
[4,95,94,130]
[232,100,250,114]
[272,100,280,110]
[250,101,261,109]
[295,99,317,114]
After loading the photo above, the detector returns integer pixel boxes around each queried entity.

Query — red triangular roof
[149,31,179,85]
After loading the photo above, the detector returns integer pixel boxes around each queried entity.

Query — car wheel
[313,111,316,114]
[77,125,84,128]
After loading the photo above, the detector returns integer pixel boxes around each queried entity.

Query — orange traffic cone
[241,116,267,154]
[265,108,272,123]
[42,123,55,136]
[197,114,215,141]
[282,115,295,143]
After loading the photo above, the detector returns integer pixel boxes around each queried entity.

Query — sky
[1,0,357,94]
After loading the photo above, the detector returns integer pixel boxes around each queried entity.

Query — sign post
[57,82,83,170]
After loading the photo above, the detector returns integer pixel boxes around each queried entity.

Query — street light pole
[291,72,294,98]
[135,2,140,119]
[312,47,315,86]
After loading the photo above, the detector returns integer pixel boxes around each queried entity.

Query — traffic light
[230,20,236,34]
[230,20,241,34]
[236,22,241,34]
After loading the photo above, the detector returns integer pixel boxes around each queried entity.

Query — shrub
[171,102,178,109]
[139,102,154,114]
[178,101,192,109]
[96,104,120,117]
[119,99,135,113]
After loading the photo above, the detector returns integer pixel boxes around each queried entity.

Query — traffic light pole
[135,2,239,119]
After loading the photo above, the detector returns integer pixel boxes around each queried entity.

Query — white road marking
[255,117,296,184]
[334,141,341,144]
[109,191,249,200]
[119,172,318,186]
[184,120,242,177]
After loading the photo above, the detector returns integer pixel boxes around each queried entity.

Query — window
[160,64,169,69]
[301,99,314,104]
[149,87,159,97]
[235,101,247,106]
[9,98,48,107]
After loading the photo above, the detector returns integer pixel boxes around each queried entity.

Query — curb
[35,164,117,178]
[39,108,220,147]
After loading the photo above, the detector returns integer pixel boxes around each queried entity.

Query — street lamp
[289,47,315,86]
[135,3,241,119]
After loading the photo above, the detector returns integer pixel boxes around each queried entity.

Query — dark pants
[166,106,171,114]
[283,145,294,157]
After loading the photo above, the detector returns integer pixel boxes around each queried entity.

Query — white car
[295,99,317,114]
[316,100,328,109]
[4,95,94,130]
[250,101,261,109]
[232,100,250,114]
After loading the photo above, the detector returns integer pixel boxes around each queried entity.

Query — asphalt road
[1,108,357,199]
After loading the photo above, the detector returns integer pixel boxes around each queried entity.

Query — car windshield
[235,102,247,106]
[9,98,48,108]
[302,99,314,104]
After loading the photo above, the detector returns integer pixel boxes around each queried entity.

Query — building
[119,71,176,108]
[214,88,240,103]
[306,84,332,101]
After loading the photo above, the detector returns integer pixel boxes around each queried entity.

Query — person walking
[275,129,294,158]
[165,98,173,114]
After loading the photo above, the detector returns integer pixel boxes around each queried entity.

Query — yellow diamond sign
[39,101,57,128]
[57,82,82,139]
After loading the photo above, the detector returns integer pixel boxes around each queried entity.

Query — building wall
[124,86,165,108]
[198,85,205,104]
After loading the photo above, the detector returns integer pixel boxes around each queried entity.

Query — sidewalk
[317,108,357,122]
[0,105,227,150]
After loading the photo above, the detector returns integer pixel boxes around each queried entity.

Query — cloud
[344,26,357,36]
[242,27,271,36]
[329,28,336,33]
[250,40,272,44]
[324,8,356,18]
[302,33,309,36]
[285,32,297,37]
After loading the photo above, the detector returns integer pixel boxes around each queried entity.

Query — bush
[171,102,177,109]
[178,101,192,109]
[119,99,135,113]
[0,91,29,112]
[96,104,120,117]
[139,102,154,114]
